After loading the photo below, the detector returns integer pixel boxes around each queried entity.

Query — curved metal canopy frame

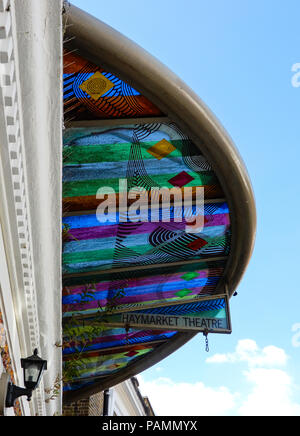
[62,3,256,404]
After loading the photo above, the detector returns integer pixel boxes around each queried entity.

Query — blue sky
[70,0,300,415]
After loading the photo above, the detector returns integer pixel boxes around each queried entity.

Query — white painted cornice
[0,0,63,415]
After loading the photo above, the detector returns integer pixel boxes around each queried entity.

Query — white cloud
[138,340,300,416]
[238,368,300,416]
[206,340,300,415]
[206,339,288,367]
[137,376,237,416]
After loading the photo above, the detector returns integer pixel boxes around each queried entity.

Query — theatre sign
[100,295,231,334]
[62,3,256,404]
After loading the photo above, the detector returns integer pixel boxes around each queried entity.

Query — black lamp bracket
[0,373,33,414]
[5,380,33,408]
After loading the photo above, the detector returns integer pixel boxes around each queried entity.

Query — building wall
[62,379,153,417]
[63,392,104,416]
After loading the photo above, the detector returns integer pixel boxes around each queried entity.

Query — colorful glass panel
[63,341,165,392]
[62,261,226,318]
[64,51,163,121]
[62,53,232,394]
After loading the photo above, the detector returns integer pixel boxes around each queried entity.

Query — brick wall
[63,398,89,416]
[62,392,104,416]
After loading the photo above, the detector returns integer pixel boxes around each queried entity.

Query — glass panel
[64,51,163,121]
[62,123,230,275]
[62,69,231,392]
[62,261,226,318]
[63,341,164,392]
[62,326,176,355]
[25,363,40,384]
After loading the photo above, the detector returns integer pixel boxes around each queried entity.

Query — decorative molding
[0,0,45,415]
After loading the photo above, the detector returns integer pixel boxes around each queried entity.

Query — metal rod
[66,116,170,128]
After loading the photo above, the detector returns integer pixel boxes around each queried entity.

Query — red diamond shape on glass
[125,350,139,358]
[187,238,208,251]
[168,171,194,188]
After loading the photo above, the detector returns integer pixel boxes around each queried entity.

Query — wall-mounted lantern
[0,349,47,412]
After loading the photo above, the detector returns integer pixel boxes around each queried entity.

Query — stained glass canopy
[62,4,256,403]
